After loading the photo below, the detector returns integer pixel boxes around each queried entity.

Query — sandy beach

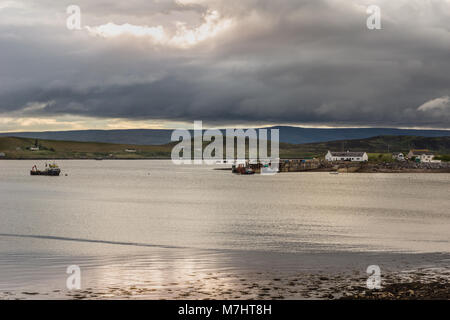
[1,242,448,300]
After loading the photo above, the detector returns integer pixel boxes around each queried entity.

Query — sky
[0,0,449,132]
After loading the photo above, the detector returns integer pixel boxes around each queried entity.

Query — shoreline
[4,270,448,300]
[310,167,450,173]
[2,158,450,173]
[0,158,172,160]
[1,249,448,300]
[1,231,449,300]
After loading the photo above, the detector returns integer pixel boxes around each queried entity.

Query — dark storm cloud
[1,0,450,129]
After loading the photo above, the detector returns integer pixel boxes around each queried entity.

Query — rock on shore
[323,161,450,173]
[341,281,449,300]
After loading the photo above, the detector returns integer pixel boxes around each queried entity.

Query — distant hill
[0,129,173,146]
[0,136,172,159]
[1,126,449,145]
[272,126,450,144]
[1,135,449,160]
[280,135,450,158]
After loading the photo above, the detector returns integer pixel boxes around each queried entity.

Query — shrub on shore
[435,155,450,162]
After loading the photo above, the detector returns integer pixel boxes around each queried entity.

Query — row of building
[325,149,441,163]
[402,149,440,163]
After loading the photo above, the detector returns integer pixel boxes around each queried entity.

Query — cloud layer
[0,0,449,130]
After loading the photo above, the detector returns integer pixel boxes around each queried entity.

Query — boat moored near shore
[30,162,61,176]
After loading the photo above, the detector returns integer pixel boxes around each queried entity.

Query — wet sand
[2,267,448,300]
[1,249,448,300]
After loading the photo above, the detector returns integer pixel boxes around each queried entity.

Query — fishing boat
[238,168,256,175]
[30,162,61,176]
[232,164,256,175]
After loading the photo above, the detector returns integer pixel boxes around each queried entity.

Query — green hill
[0,136,173,159]
[0,135,449,160]
[282,135,450,156]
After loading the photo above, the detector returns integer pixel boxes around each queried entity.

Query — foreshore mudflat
[1,250,448,300]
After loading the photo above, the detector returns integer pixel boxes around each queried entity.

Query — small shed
[392,153,405,161]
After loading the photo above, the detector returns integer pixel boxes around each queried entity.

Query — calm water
[0,160,449,296]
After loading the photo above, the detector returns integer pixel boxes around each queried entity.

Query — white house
[325,151,368,162]
[407,149,429,159]
[0,152,5,157]
[407,150,436,163]
[30,147,39,151]
[125,149,137,153]
[392,153,405,161]
[419,153,437,163]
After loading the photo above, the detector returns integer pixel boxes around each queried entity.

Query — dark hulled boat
[30,163,61,176]
[232,164,256,175]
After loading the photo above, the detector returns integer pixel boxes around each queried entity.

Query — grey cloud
[1,0,450,129]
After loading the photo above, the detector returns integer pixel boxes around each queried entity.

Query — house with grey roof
[407,149,436,161]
